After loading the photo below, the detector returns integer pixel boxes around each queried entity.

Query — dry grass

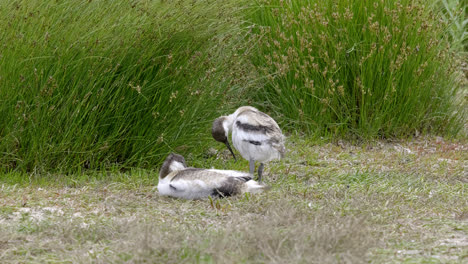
[0,136,467,263]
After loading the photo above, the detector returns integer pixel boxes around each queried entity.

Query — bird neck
[160,160,185,179]
[222,114,235,136]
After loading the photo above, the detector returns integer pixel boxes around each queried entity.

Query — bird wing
[236,108,281,130]
[205,169,252,181]
[234,111,285,155]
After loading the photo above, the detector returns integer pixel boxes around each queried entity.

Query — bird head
[212,116,237,161]
[159,153,187,179]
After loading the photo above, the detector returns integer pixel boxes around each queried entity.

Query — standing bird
[212,106,285,182]
[157,153,266,200]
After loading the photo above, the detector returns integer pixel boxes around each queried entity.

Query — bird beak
[224,140,237,162]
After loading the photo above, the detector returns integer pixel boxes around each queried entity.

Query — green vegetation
[0,137,466,263]
[434,0,468,53]
[0,1,466,262]
[0,0,466,172]
[0,0,255,172]
[249,0,466,138]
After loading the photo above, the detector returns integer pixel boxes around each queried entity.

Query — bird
[157,153,266,200]
[212,106,285,182]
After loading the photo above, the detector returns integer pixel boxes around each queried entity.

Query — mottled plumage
[157,153,266,200]
[212,106,285,181]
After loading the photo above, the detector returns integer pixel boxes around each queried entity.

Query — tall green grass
[0,0,255,172]
[433,0,468,53]
[0,0,465,173]
[248,0,466,138]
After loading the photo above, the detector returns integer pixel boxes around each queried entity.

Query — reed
[0,0,254,172]
[0,0,465,173]
[248,0,466,138]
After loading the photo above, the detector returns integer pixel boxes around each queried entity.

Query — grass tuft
[0,0,256,172]
[248,0,466,138]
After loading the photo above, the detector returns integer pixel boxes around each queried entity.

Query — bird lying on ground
[157,153,267,200]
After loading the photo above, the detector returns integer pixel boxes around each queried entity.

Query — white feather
[244,180,265,193]
[158,176,214,200]
[169,161,185,172]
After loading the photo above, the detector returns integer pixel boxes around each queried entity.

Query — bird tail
[244,180,269,193]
